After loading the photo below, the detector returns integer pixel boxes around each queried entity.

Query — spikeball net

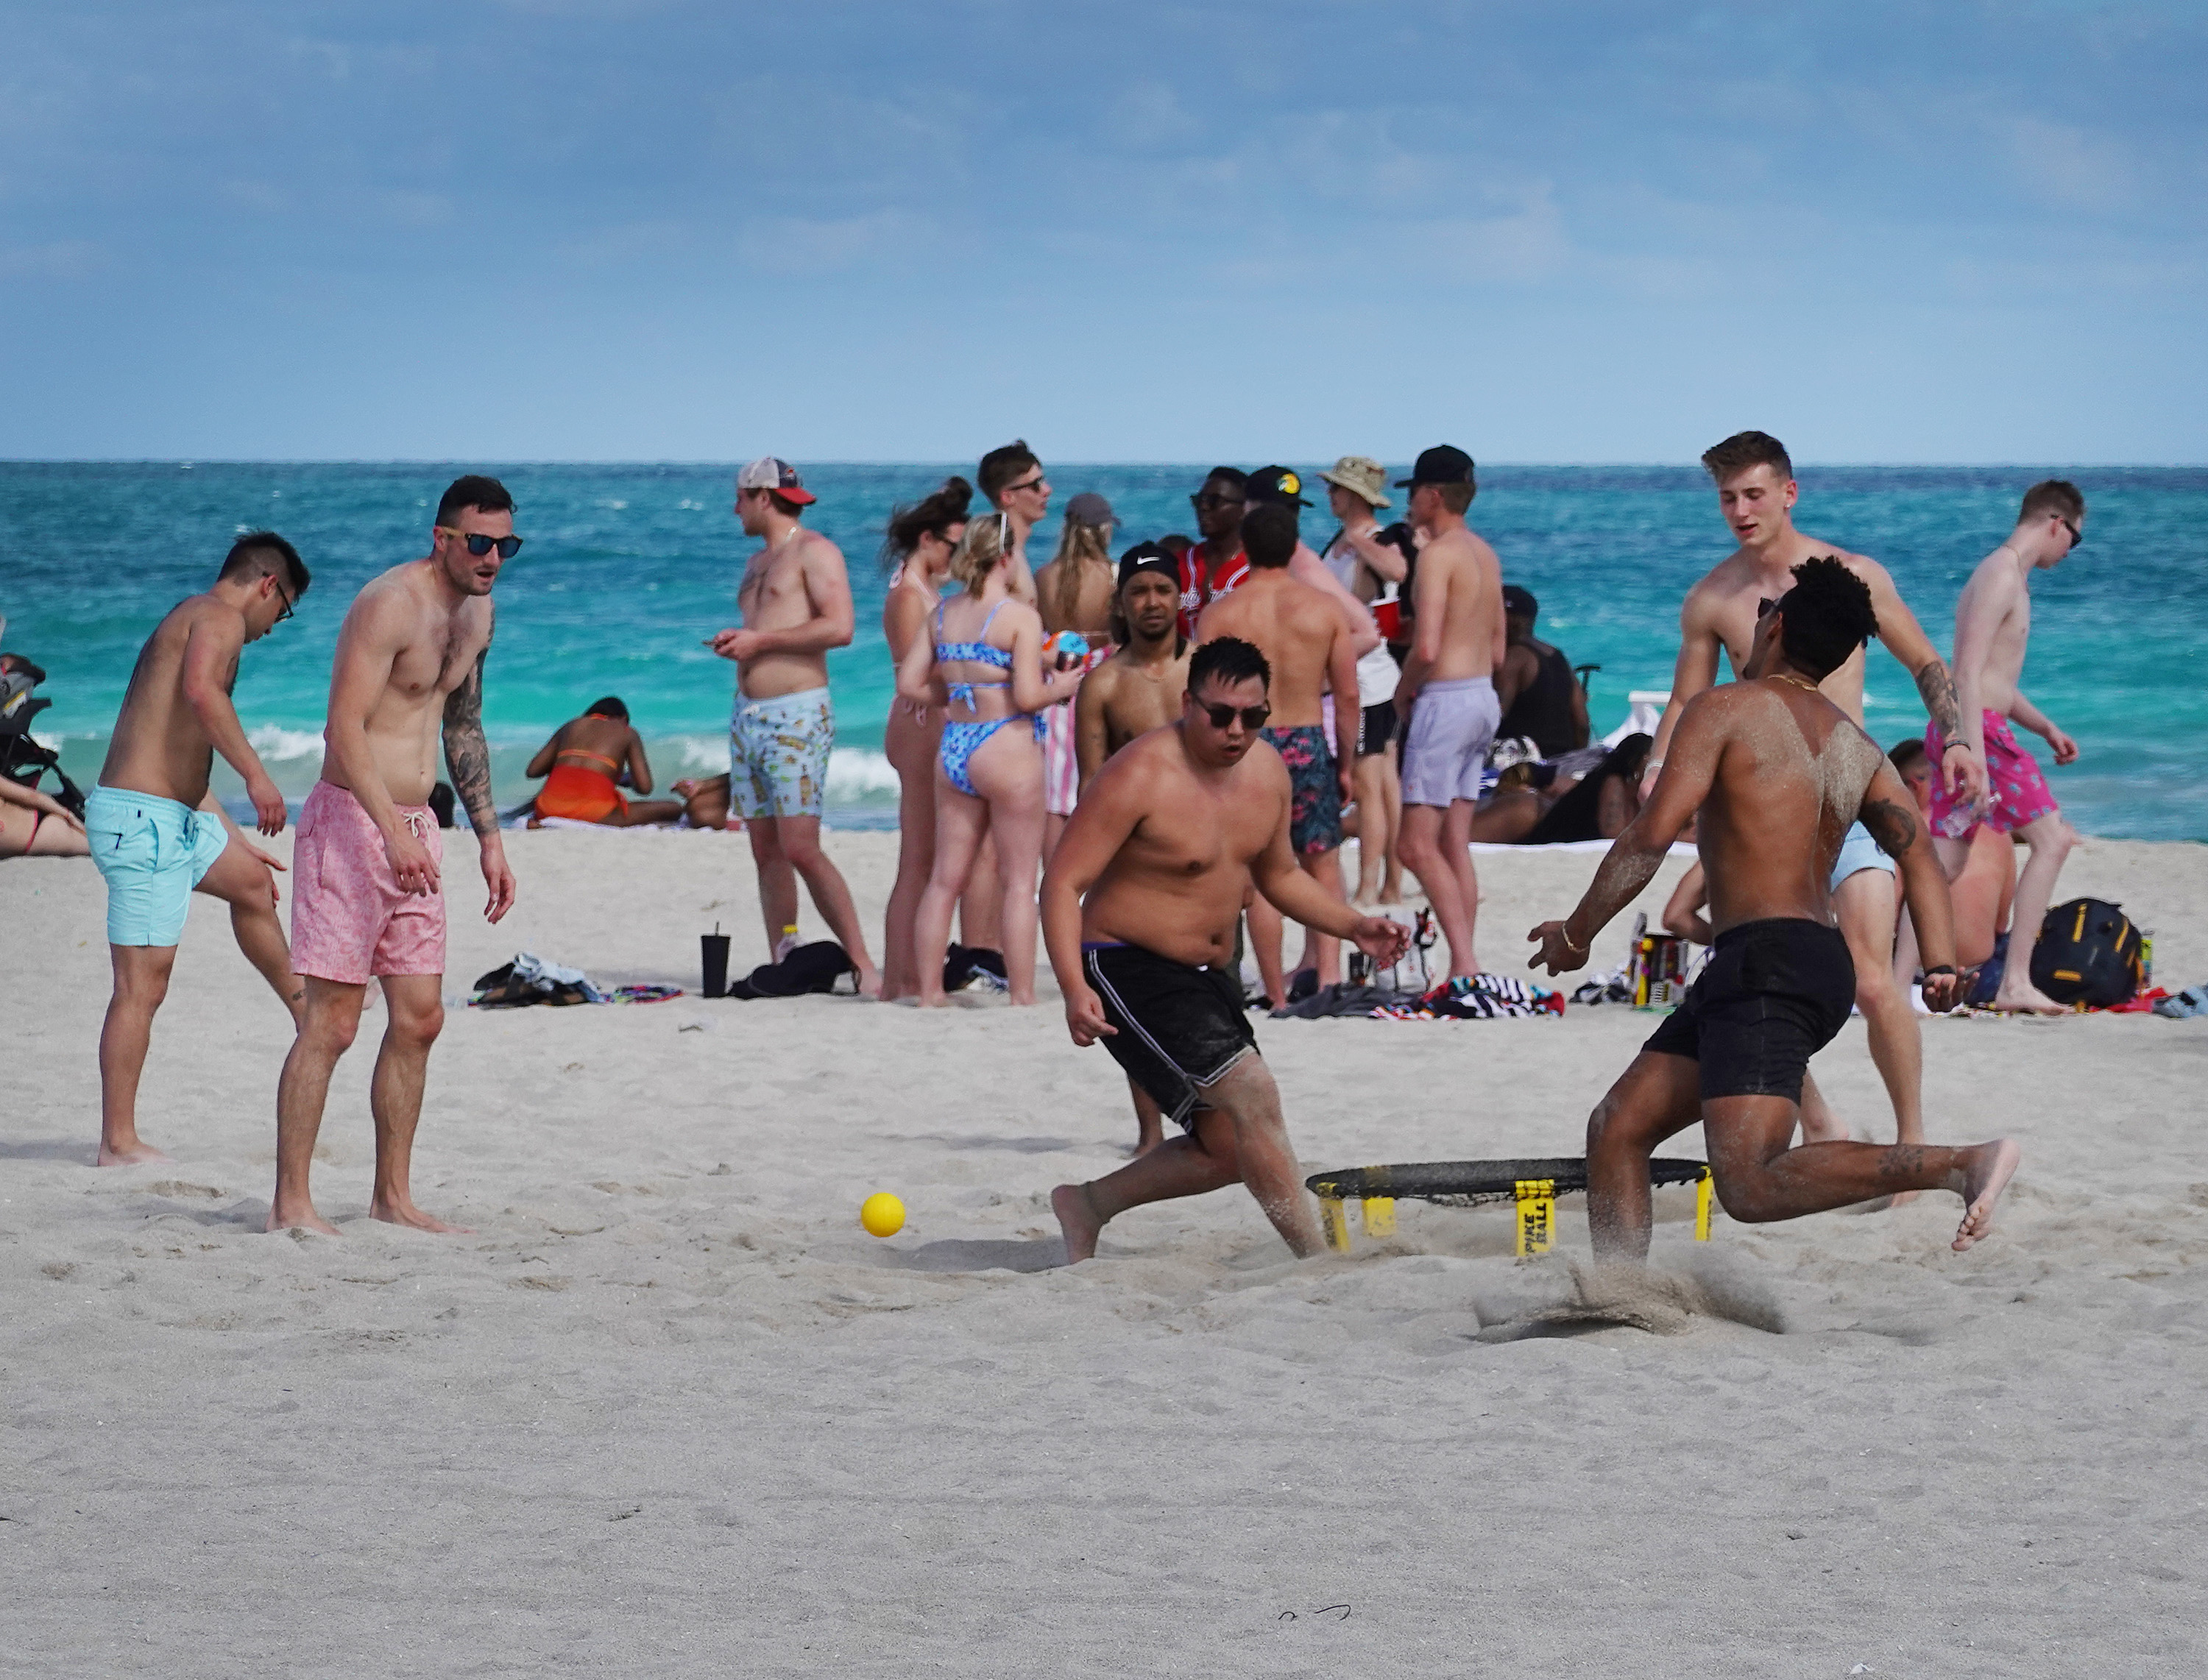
[1303,1156,1714,1256]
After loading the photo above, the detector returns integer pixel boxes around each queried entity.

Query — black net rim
[1305,1156,1708,1206]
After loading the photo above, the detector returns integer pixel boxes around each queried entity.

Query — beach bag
[2028,899,2144,1008]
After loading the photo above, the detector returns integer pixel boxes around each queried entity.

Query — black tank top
[1497,642,1578,757]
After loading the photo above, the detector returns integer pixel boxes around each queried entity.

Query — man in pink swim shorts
[272,475,521,1234]
[1928,478,2087,1014]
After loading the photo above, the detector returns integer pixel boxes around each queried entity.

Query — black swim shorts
[1642,918,1855,1102]
[1358,700,1396,756]
[1083,942,1258,1130]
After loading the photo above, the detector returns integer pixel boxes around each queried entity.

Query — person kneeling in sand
[1529,558,2018,1261]
[1041,637,1410,1261]
[523,696,686,826]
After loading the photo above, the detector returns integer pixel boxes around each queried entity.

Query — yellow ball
[860,1192,905,1238]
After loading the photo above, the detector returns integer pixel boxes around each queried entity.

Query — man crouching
[1042,637,1409,1260]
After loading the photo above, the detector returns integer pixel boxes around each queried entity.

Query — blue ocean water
[4,461,2203,839]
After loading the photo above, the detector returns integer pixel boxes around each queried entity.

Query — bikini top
[935,600,1015,712]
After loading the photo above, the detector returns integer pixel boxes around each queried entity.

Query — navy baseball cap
[1395,445,1475,488]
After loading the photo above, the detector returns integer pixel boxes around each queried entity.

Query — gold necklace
[1769,672,1822,693]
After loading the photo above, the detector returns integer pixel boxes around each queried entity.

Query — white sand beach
[7,829,2207,1676]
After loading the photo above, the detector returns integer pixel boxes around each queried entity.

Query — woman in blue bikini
[898,513,1083,1007]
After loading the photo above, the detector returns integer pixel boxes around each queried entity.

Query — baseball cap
[1245,466,1312,508]
[1117,541,1179,589]
[1065,491,1116,529]
[736,456,817,506]
[1501,584,1538,619]
[1395,444,1475,489]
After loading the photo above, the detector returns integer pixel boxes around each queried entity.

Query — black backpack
[2029,898,2145,1008]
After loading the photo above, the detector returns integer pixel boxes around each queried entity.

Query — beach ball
[860,1192,906,1238]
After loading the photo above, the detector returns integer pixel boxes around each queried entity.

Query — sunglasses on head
[438,527,524,560]
[1196,700,1270,731]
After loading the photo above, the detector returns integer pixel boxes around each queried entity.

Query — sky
[1,1,2203,464]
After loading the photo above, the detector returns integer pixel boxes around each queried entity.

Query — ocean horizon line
[7,458,2208,473]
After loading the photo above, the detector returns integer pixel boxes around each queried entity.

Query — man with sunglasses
[978,439,1049,605]
[1641,431,1986,1163]
[710,456,880,996]
[1177,467,1250,641]
[270,475,519,1235]
[85,531,311,1167]
[1041,637,1411,1261]
[1926,479,2087,1013]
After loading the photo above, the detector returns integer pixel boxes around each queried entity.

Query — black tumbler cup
[701,932,731,998]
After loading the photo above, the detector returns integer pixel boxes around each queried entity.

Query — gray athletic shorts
[1401,676,1500,807]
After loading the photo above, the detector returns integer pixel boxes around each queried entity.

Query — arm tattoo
[1860,796,1919,859]
[442,649,497,834]
[1914,658,1963,742]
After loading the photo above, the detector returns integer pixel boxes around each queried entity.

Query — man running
[88,532,310,1166]
[269,476,520,1234]
[1391,444,1505,984]
[1073,542,1192,1157]
[1531,559,2018,1260]
[710,456,880,994]
[1642,432,1988,1152]
[1042,637,1410,1261]
[1075,544,1191,788]
[1932,480,2087,1013]
[1196,503,1360,1002]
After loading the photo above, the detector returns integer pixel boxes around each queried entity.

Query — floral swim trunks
[732,686,833,820]
[1926,710,2058,838]
[1260,723,1342,856]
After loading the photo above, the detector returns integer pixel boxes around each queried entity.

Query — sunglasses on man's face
[1001,475,1047,497]
[272,586,294,625]
[1197,700,1271,731]
[1756,597,1778,619]
[2060,517,2083,549]
[439,527,524,560]
[1192,492,1245,510]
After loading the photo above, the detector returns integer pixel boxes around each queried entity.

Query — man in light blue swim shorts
[708,458,880,995]
[88,533,311,1166]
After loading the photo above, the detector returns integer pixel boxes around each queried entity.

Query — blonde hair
[1045,512,1114,629]
[946,510,1012,592]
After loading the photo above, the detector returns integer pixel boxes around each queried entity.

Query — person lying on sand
[523,696,686,826]
[1529,558,2019,1261]
[1041,637,1409,1261]
[0,774,88,858]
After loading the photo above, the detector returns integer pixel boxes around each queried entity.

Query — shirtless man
[1197,503,1360,1001]
[1390,445,1506,984]
[1642,432,1988,1151]
[87,532,309,1166]
[709,457,880,994]
[1929,480,2086,1013]
[523,696,684,827]
[977,439,1050,606]
[1531,559,2019,1261]
[1043,637,1410,1261]
[269,477,519,1234]
[1073,542,1192,1158]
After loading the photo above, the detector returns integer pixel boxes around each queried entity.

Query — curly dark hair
[1774,555,1878,679]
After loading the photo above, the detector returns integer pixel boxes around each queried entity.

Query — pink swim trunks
[1927,710,2058,838]
[291,781,447,984]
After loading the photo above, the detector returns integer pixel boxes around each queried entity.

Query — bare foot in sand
[1993,977,2069,1016]
[1052,1182,1102,1263]
[267,1202,341,1236]
[1951,1138,2020,1251]
[371,1197,473,1235]
[855,963,882,1001]
[96,1138,173,1168]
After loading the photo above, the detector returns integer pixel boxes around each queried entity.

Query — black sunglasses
[439,526,524,560]
[1197,701,1270,731]
[2060,517,2083,549]
[1191,492,1245,509]
[1756,596,1778,618]
[1001,475,1047,496]
[272,585,295,625]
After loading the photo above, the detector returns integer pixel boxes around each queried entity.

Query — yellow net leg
[1320,1197,1351,1253]
[1362,1197,1396,1238]
[1695,1170,1713,1241]
[1513,1178,1556,1258]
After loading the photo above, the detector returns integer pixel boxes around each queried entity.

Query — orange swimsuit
[536,749,626,822]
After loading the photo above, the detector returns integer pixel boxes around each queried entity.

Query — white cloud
[2000,116,2135,213]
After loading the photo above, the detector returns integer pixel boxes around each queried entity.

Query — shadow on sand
[879,1236,1067,1274]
